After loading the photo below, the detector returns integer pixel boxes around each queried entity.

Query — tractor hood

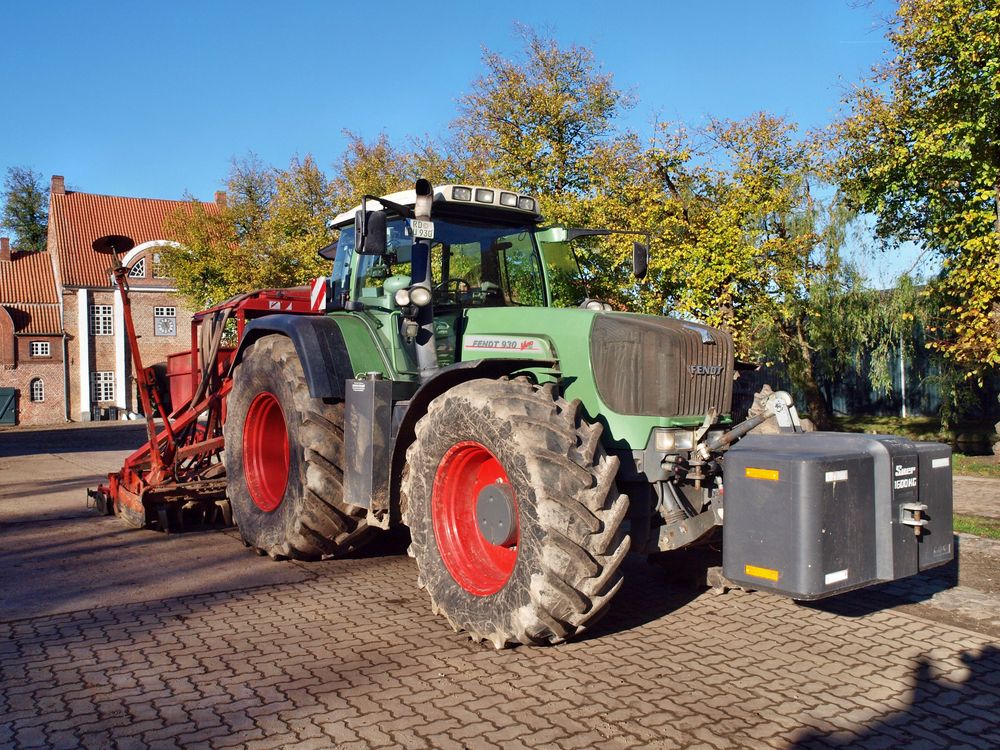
[587,312,733,419]
[459,307,734,449]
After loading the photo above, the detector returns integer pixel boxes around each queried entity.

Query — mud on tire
[402,377,630,647]
[225,335,373,559]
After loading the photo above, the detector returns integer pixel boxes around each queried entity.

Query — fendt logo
[465,337,540,352]
[688,364,723,376]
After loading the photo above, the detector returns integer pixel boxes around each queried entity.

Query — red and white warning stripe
[310,277,327,312]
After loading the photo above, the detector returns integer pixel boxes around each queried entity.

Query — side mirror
[356,208,387,256]
[632,241,649,280]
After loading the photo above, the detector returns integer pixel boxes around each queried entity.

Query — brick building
[0,238,65,425]
[46,175,224,422]
[0,177,223,426]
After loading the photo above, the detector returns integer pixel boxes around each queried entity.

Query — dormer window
[128,258,146,278]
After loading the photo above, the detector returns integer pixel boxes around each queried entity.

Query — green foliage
[835,0,1000,372]
[833,413,998,450]
[161,24,981,431]
[1,166,48,253]
[330,132,410,209]
[330,132,461,214]
[163,155,331,308]
[454,25,634,199]
[164,138,458,308]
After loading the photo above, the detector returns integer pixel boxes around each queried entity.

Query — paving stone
[3,440,1000,749]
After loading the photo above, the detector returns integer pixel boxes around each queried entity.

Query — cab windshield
[330,218,591,309]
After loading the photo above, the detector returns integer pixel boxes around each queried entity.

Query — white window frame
[90,305,113,336]
[30,341,51,357]
[30,378,44,402]
[92,371,115,402]
[154,306,177,337]
[152,252,167,279]
[128,258,146,278]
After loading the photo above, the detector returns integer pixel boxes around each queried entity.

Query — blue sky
[1,0,921,283]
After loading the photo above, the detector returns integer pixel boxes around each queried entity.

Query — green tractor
[222,179,953,648]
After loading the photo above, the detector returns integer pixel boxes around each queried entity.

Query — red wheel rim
[242,391,289,512]
[432,441,519,596]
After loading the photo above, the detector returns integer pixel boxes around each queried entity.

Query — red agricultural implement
[87,263,323,531]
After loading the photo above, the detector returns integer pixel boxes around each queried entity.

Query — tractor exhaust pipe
[411,179,439,380]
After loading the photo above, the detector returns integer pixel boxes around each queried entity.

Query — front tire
[225,335,373,559]
[402,377,630,647]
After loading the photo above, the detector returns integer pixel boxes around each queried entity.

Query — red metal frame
[89,272,320,531]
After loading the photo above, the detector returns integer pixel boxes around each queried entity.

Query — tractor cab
[325,183,647,368]
[335,217,547,310]
[327,185,580,311]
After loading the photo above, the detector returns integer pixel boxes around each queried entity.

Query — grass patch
[953,454,1000,479]
[954,514,1000,540]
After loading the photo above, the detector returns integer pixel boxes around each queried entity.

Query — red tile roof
[0,251,59,304]
[3,304,62,335]
[0,249,61,334]
[49,191,220,289]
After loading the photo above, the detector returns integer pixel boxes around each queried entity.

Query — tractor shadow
[579,549,719,642]
[350,524,412,558]
[582,537,964,642]
[0,423,149,457]
[103,510,415,557]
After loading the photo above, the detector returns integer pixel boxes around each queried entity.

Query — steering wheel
[433,277,471,302]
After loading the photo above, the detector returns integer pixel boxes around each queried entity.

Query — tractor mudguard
[232,315,354,400]
[385,358,555,521]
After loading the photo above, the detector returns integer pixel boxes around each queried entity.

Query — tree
[163,155,332,308]
[452,32,857,423]
[835,0,1000,372]
[330,132,409,211]
[328,131,458,214]
[676,115,836,426]
[454,25,635,201]
[1,166,48,252]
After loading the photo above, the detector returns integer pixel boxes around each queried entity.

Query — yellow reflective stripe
[744,564,780,582]
[745,467,780,481]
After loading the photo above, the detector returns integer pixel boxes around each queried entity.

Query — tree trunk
[994,179,1000,235]
[794,319,834,430]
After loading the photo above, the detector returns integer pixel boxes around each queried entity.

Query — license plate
[410,219,434,239]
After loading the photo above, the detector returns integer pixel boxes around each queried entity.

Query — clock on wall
[155,317,176,336]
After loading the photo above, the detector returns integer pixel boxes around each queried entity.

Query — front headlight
[410,286,432,306]
[653,429,695,452]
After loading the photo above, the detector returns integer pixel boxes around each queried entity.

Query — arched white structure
[117,239,181,282]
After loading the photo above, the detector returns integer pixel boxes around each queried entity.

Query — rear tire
[225,335,373,559]
[402,377,630,647]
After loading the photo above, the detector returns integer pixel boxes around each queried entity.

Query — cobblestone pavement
[2,426,999,749]
[3,555,999,750]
